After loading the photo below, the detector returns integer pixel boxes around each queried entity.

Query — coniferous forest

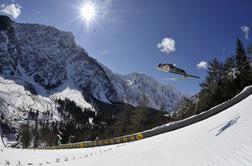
[174,39,252,119]
[17,98,168,148]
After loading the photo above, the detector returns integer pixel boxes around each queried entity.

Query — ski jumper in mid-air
[156,63,200,79]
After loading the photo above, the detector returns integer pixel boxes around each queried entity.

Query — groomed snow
[1,95,252,165]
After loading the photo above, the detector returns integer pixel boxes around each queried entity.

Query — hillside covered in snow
[1,86,252,166]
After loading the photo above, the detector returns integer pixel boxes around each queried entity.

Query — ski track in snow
[1,95,252,165]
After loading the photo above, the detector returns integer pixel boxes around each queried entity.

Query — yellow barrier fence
[43,133,144,150]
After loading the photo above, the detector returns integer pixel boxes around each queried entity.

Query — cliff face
[0,15,119,103]
[0,15,183,112]
[102,64,184,111]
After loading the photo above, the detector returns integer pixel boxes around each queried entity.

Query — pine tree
[33,119,39,147]
[234,38,252,92]
[159,102,166,112]
[20,125,31,148]
[200,58,223,91]
[198,58,224,112]
[175,97,196,118]
[126,95,148,133]
[126,107,147,133]
[247,44,252,59]
[221,56,237,99]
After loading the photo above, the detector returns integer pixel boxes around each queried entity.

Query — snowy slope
[0,76,94,124]
[1,90,252,165]
[0,77,59,123]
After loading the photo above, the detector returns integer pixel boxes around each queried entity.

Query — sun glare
[80,2,96,26]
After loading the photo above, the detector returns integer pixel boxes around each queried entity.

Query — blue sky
[1,0,252,94]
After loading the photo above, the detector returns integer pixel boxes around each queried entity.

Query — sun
[80,2,96,26]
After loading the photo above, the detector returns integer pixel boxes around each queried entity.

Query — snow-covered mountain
[101,64,184,111]
[0,15,183,114]
[121,73,183,110]
[0,15,118,103]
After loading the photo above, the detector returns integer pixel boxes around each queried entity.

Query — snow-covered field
[1,94,252,165]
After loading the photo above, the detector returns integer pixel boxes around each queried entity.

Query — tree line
[175,39,252,118]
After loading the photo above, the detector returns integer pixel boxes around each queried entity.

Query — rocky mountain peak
[0,15,183,111]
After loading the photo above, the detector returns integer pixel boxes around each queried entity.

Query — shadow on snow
[215,115,240,136]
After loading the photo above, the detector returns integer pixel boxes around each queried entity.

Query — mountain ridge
[0,15,183,112]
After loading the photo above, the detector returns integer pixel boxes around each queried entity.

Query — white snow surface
[1,94,252,165]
